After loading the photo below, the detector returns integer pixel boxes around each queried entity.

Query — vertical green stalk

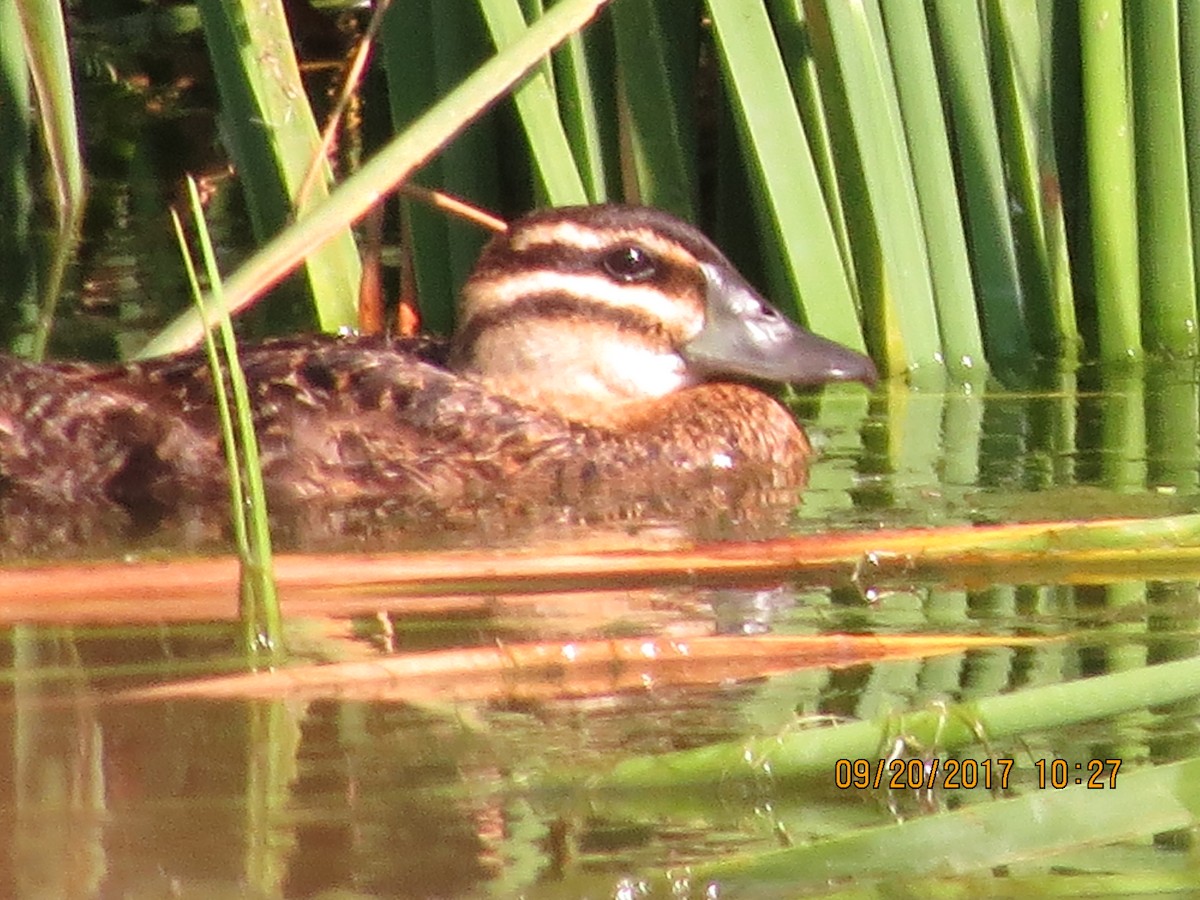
[708,0,867,353]
[477,0,589,205]
[927,0,1031,378]
[380,4,456,336]
[195,0,360,332]
[612,0,699,218]
[1129,1,1197,356]
[553,29,610,203]
[13,0,85,360]
[1182,3,1200,314]
[879,0,987,382]
[1080,0,1141,361]
[175,179,283,667]
[174,211,249,556]
[815,0,942,377]
[0,0,33,347]
[987,0,1080,364]
[765,0,859,304]
[425,4,502,331]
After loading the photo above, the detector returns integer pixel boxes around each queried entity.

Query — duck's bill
[683,263,878,387]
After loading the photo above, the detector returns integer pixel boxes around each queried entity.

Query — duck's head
[450,205,877,422]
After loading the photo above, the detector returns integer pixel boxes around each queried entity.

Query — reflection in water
[4,559,1200,894]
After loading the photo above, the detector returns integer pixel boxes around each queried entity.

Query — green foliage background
[9,0,1200,384]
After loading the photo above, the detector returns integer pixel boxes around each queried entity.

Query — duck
[0,204,876,550]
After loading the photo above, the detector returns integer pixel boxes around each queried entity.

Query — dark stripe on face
[471,242,702,306]
[452,293,667,364]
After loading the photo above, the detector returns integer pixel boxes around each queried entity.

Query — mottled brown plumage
[0,205,875,552]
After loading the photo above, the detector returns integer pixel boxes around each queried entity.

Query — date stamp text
[833,757,1122,791]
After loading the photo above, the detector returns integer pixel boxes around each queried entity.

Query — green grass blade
[176,177,282,666]
[927,0,1032,378]
[578,653,1200,789]
[1079,0,1141,361]
[477,0,589,205]
[0,2,33,347]
[552,29,609,203]
[706,0,866,354]
[1130,0,1197,356]
[987,0,1080,364]
[195,0,360,332]
[879,0,987,381]
[380,5,498,335]
[138,0,613,359]
[611,0,698,218]
[172,210,251,561]
[700,756,1200,888]
[1183,3,1200,321]
[815,0,941,376]
[764,0,859,303]
[14,0,86,360]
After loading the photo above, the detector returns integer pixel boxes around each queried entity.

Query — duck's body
[0,205,875,548]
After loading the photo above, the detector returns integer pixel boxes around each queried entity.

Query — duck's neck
[452,319,697,425]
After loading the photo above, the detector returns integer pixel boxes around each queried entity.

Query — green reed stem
[172,210,250,559]
[986,0,1080,363]
[927,0,1031,378]
[477,0,589,205]
[553,28,610,203]
[708,0,867,353]
[1130,0,1197,356]
[611,0,699,219]
[176,177,282,667]
[15,0,85,360]
[0,2,33,346]
[879,0,987,381]
[764,0,858,303]
[194,0,359,333]
[1080,0,1141,361]
[816,0,941,378]
[1183,5,1200,320]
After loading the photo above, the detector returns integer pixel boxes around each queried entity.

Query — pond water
[4,363,1200,898]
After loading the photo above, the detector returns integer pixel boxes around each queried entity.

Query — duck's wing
[0,335,585,539]
[0,353,225,551]
[210,337,585,526]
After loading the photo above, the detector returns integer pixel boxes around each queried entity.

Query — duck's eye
[601,245,657,282]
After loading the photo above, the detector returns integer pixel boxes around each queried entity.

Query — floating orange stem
[3,515,1200,624]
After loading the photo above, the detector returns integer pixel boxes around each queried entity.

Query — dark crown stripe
[474,241,692,282]
[453,293,666,362]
